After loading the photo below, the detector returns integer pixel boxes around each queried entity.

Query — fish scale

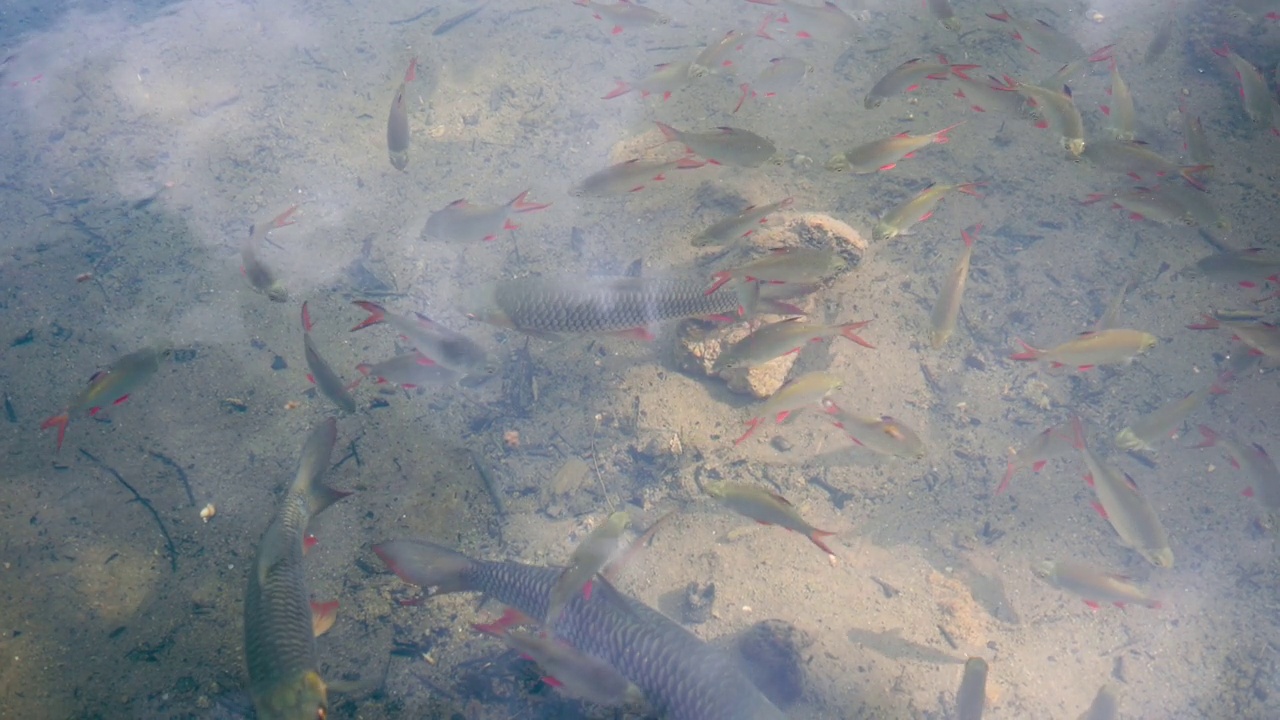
[377,540,784,720]
[475,276,748,335]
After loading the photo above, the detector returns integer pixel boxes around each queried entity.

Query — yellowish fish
[704,480,836,555]
[826,122,963,174]
[1011,328,1157,371]
[1114,373,1230,451]
[872,181,981,241]
[995,419,1075,495]
[1214,44,1278,130]
[735,370,843,445]
[242,204,300,302]
[41,346,172,452]
[1072,418,1173,568]
[1099,58,1136,141]
[929,223,979,349]
[546,511,631,629]
[821,398,925,459]
[1032,560,1162,609]
[864,56,977,109]
[386,58,416,171]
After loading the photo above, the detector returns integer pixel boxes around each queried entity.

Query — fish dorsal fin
[88,369,110,384]
[1121,472,1140,492]
[768,491,793,506]
[447,198,469,209]
[624,258,643,278]
[1252,442,1271,458]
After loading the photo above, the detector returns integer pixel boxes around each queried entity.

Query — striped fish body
[467,276,748,337]
[375,540,784,720]
[244,419,348,720]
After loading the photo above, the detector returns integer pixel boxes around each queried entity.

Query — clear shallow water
[0,1,1278,718]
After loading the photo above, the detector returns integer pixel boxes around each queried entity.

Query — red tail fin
[41,413,70,452]
[350,300,387,331]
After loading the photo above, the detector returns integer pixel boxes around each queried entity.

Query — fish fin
[301,301,314,332]
[610,327,655,341]
[705,271,733,295]
[111,394,131,407]
[510,190,550,213]
[1009,338,1042,361]
[734,417,762,445]
[41,412,70,452]
[840,320,875,349]
[472,607,531,636]
[1090,501,1109,520]
[311,600,339,637]
[1071,416,1088,451]
[350,300,387,331]
[1243,487,1255,498]
[1185,315,1219,330]
[1084,600,1100,610]
[602,80,631,99]
[303,534,319,553]
[809,530,836,556]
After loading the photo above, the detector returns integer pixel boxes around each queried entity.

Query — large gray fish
[244,418,350,720]
[387,58,416,171]
[465,275,804,340]
[374,539,784,720]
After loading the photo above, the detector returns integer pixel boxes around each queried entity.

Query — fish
[1032,560,1162,609]
[689,29,747,78]
[826,122,963,174]
[496,629,641,705]
[1010,328,1157,371]
[1178,101,1213,169]
[927,0,961,32]
[821,398,926,459]
[747,0,860,43]
[1213,45,1278,130]
[1231,0,1280,20]
[735,370,843,445]
[546,511,631,628]
[951,72,1029,116]
[603,61,695,102]
[989,76,1086,157]
[1079,685,1120,720]
[734,57,810,113]
[1100,59,1136,141]
[1080,140,1211,185]
[654,122,777,168]
[244,417,350,720]
[1186,316,1280,359]
[574,0,670,35]
[41,346,172,452]
[1072,417,1174,568]
[692,197,794,247]
[572,157,704,197]
[350,301,497,384]
[864,56,978,109]
[1190,248,1280,289]
[1158,183,1229,233]
[712,317,873,372]
[356,353,462,389]
[242,204,300,302]
[703,480,836,555]
[995,419,1075,495]
[465,274,804,340]
[374,539,786,720]
[1115,374,1230,451]
[386,57,416,171]
[425,190,550,242]
[954,657,988,720]
[929,223,978,349]
[1195,426,1280,521]
[301,303,358,414]
[1080,186,1197,227]
[433,3,485,36]
[706,246,848,294]
[985,2,1086,61]
[1144,15,1174,64]
[872,182,982,242]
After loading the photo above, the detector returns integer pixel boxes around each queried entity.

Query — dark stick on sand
[80,448,178,572]
[469,450,506,544]
[143,448,196,506]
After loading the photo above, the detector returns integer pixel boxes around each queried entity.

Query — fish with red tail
[864,56,979,109]
[244,418,351,720]
[872,181,982,242]
[350,300,497,385]
[654,121,777,167]
[1010,328,1157,371]
[301,302,357,414]
[575,0,670,35]
[712,317,873,372]
[704,480,836,556]
[242,204,300,302]
[41,346,172,452]
[826,122,964,174]
[374,539,785,720]
[1032,559,1162,610]
[734,57,810,113]
[735,370,843,444]
[424,190,550,243]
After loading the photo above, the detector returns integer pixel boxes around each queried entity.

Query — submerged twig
[470,450,506,544]
[143,448,196,506]
[80,448,177,572]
